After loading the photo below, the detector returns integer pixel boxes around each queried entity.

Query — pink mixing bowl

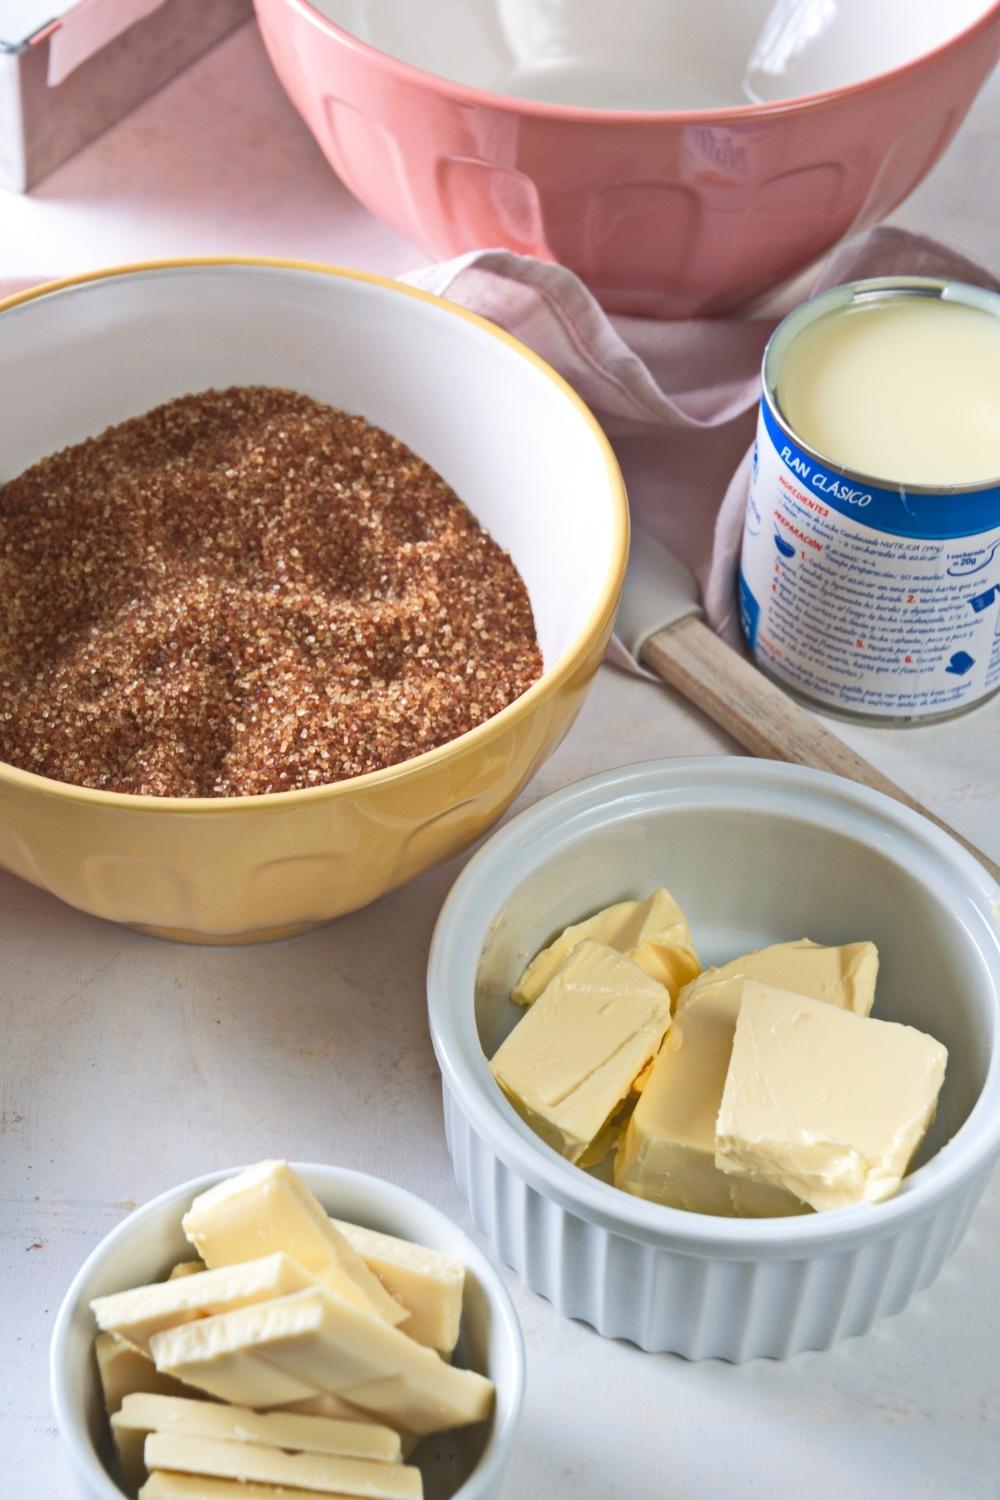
[254,0,1000,317]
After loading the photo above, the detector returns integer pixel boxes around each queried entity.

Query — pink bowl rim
[276,0,1000,124]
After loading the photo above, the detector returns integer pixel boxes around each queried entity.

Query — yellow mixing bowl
[0,260,627,943]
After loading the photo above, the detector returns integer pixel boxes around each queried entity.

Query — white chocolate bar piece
[182,1164,406,1328]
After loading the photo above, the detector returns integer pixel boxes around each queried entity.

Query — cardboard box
[0,0,252,192]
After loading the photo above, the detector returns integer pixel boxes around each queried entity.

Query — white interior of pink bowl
[51,1165,524,1500]
[311,0,995,110]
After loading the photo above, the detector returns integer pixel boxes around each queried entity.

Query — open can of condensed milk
[739,277,1000,722]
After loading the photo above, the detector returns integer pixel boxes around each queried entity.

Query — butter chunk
[140,1476,304,1500]
[143,1433,421,1498]
[92,1253,316,1355]
[331,1221,464,1354]
[512,889,700,1004]
[152,1288,494,1438]
[112,1391,401,1490]
[615,1012,805,1217]
[182,1163,406,1328]
[716,982,947,1211]
[677,937,878,1018]
[492,940,671,1163]
[615,939,878,1216]
[95,1333,194,1416]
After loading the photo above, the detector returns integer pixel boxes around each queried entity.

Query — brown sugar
[0,386,542,797]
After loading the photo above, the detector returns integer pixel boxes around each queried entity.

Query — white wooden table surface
[1,23,998,1500]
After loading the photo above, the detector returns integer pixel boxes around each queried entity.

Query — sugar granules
[0,387,542,797]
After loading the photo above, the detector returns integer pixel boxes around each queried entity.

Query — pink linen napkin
[406,228,1000,661]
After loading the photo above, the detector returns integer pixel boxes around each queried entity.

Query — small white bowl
[307,0,996,108]
[50,1164,525,1499]
[427,758,1000,1361]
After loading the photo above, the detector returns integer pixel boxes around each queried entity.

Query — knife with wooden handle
[617,528,1000,886]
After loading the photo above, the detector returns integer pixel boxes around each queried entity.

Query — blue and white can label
[740,290,1000,722]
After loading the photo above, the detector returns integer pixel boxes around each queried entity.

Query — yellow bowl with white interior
[0,260,627,943]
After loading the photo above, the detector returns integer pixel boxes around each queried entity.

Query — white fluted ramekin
[51,1164,525,1499]
[427,759,1000,1361]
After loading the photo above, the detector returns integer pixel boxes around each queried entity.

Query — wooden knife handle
[643,614,1000,887]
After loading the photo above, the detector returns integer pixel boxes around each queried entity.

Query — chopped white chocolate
[167,1262,206,1281]
[676,938,878,1018]
[92,1253,316,1354]
[140,1476,304,1500]
[182,1164,406,1328]
[331,1220,464,1354]
[150,1288,493,1437]
[143,1432,421,1498]
[111,1390,401,1490]
[616,940,879,1215]
[95,1332,195,1417]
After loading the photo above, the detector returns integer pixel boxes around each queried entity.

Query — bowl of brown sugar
[0,259,627,943]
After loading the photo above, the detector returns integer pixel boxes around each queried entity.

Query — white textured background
[1,21,999,1500]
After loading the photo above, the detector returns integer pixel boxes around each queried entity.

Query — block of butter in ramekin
[613,938,879,1216]
[491,940,671,1163]
[511,888,699,1004]
[427,757,1000,1360]
[715,981,947,1212]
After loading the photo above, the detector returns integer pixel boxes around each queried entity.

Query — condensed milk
[739,277,1000,721]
